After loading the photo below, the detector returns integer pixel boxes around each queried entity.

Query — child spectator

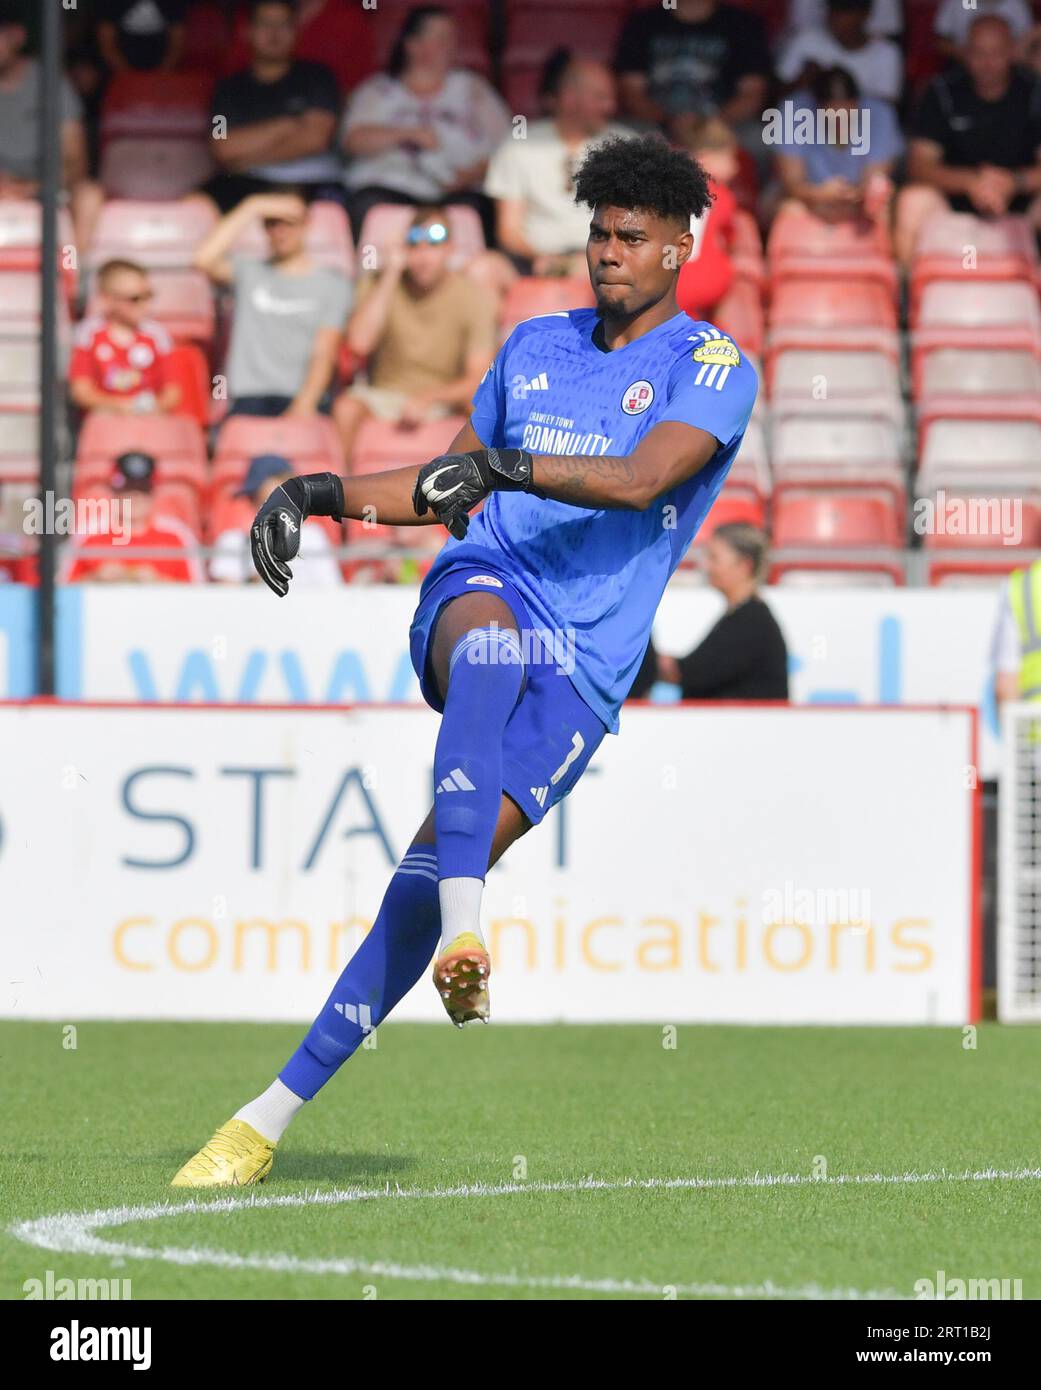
[63,451,201,583]
[69,261,180,416]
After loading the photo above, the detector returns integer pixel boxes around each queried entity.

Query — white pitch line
[11,1166,1041,1302]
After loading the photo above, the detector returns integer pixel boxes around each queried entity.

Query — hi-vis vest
[1008,561,1041,699]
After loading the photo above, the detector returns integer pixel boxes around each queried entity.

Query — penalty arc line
[11,1166,1041,1301]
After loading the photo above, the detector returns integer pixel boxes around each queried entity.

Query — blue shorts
[409,563,608,826]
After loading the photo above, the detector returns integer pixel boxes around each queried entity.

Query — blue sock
[434,625,524,881]
[279,846,440,1100]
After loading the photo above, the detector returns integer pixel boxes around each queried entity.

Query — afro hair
[572,133,712,227]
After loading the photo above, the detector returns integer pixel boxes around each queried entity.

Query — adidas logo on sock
[436,767,476,793]
[334,1001,373,1030]
[525,371,549,391]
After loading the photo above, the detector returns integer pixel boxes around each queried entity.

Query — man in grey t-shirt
[0,3,104,246]
[195,189,351,417]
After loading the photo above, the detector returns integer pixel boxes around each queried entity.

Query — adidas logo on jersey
[524,372,549,392]
[436,768,476,793]
[688,329,740,390]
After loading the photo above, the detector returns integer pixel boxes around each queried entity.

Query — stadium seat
[211,415,345,494]
[75,414,208,496]
[0,200,78,305]
[207,492,254,546]
[726,416,771,501]
[0,410,39,480]
[500,276,596,338]
[229,200,355,276]
[100,137,215,202]
[86,199,219,272]
[354,203,484,271]
[770,279,896,329]
[910,281,1041,385]
[700,493,767,533]
[909,213,1039,311]
[772,490,903,547]
[366,1,491,74]
[771,415,904,506]
[0,340,40,410]
[0,272,41,336]
[920,494,1041,549]
[351,417,466,476]
[713,279,764,357]
[769,349,903,425]
[769,560,904,586]
[766,208,896,296]
[917,419,1041,494]
[927,556,1040,587]
[915,348,1041,405]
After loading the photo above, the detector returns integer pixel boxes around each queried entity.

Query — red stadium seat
[770,279,897,329]
[211,415,345,494]
[767,207,895,296]
[915,348,1041,404]
[0,200,78,305]
[87,199,219,272]
[208,492,255,546]
[909,213,1039,312]
[727,416,771,500]
[354,203,485,270]
[713,279,764,357]
[500,276,596,338]
[771,415,904,507]
[769,558,905,586]
[0,411,38,481]
[920,494,1041,549]
[0,340,40,410]
[769,348,903,425]
[917,419,1041,495]
[0,272,41,336]
[352,416,466,475]
[772,490,903,547]
[701,493,767,533]
[230,200,355,276]
[75,414,207,496]
[927,555,1040,587]
[911,282,1041,384]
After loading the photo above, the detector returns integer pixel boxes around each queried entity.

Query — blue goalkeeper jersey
[420,307,759,733]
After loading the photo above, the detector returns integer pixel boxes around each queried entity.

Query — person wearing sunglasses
[333,205,496,461]
[69,260,180,417]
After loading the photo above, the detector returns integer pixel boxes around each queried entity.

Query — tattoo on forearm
[536,453,637,499]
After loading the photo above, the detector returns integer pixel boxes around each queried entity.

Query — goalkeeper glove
[250,471,344,597]
[412,447,537,540]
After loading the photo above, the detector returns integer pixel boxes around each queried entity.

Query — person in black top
[629,523,789,701]
[895,15,1041,263]
[201,0,343,214]
[614,0,771,127]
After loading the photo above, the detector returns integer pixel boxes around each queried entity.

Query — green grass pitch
[3,1020,1040,1301]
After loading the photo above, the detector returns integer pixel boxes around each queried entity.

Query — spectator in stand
[201,0,343,214]
[772,67,901,228]
[63,451,201,584]
[783,0,901,38]
[333,206,496,461]
[195,188,350,419]
[896,16,1041,265]
[97,0,186,73]
[614,0,771,130]
[934,0,1033,64]
[631,525,788,702]
[223,0,376,95]
[211,454,341,585]
[777,0,902,104]
[341,5,510,246]
[484,54,632,279]
[69,260,180,417]
[673,116,739,318]
[0,2,104,246]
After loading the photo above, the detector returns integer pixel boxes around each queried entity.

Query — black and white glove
[250,471,344,597]
[412,447,537,539]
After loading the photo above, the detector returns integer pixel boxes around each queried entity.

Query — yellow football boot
[433,931,491,1027]
[170,1118,275,1188]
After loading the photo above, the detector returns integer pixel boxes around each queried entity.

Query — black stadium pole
[37,0,60,697]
